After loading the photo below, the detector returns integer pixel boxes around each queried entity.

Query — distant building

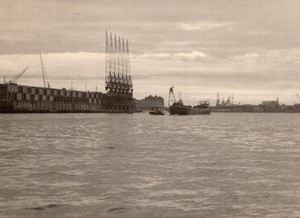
[135,95,164,111]
[294,104,300,111]
[261,100,279,112]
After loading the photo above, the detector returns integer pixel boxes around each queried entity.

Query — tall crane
[9,67,28,84]
[168,86,176,107]
[40,53,50,88]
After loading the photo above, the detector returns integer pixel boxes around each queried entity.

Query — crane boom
[9,67,28,83]
[40,53,50,88]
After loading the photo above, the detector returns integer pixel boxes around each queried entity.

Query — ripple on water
[0,113,299,217]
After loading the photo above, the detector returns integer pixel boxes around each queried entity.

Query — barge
[169,100,210,115]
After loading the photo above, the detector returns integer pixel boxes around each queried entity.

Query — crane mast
[40,53,50,88]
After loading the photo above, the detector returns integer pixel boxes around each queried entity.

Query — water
[0,113,299,217]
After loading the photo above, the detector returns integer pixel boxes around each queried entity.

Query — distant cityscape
[1,30,300,114]
[211,95,300,113]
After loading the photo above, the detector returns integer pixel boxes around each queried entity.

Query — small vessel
[149,108,165,115]
[168,86,211,115]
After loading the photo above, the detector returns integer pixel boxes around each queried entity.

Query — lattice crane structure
[105,31,133,98]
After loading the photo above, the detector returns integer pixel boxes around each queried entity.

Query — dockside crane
[40,53,50,88]
[9,67,28,84]
[168,86,176,107]
[230,93,235,105]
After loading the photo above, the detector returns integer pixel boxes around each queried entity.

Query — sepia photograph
[0,0,299,217]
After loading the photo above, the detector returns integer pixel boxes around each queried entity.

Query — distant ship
[168,87,211,115]
[169,100,210,115]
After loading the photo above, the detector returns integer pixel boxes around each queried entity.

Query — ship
[168,87,211,115]
[169,100,210,115]
[0,31,136,113]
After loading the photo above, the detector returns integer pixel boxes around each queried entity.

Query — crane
[230,93,235,105]
[168,86,176,107]
[9,67,28,84]
[216,93,220,106]
[40,53,50,88]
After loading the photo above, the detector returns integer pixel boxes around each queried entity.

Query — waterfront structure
[211,104,263,112]
[0,83,105,112]
[0,32,135,113]
[212,97,300,113]
[135,95,164,112]
[261,100,279,112]
[104,31,135,112]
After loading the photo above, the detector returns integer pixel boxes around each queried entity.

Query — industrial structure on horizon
[212,93,300,113]
[0,31,164,113]
[2,29,299,114]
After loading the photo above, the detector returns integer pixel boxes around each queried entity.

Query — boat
[149,111,165,115]
[169,100,210,115]
[149,108,165,115]
[168,86,210,115]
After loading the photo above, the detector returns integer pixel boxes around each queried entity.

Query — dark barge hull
[169,104,210,115]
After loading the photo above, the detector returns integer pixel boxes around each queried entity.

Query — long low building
[0,83,135,113]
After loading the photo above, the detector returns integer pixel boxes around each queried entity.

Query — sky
[1,0,300,105]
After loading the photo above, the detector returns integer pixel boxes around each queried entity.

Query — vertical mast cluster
[105,31,133,97]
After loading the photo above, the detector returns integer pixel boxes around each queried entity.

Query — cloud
[135,50,212,62]
[135,52,171,59]
[174,50,210,61]
[241,52,259,59]
[179,21,234,31]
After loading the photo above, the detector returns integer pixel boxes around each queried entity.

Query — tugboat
[168,86,211,115]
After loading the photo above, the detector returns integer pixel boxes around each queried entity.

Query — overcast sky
[1,0,300,105]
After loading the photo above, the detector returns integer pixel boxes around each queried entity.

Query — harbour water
[0,113,299,217]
